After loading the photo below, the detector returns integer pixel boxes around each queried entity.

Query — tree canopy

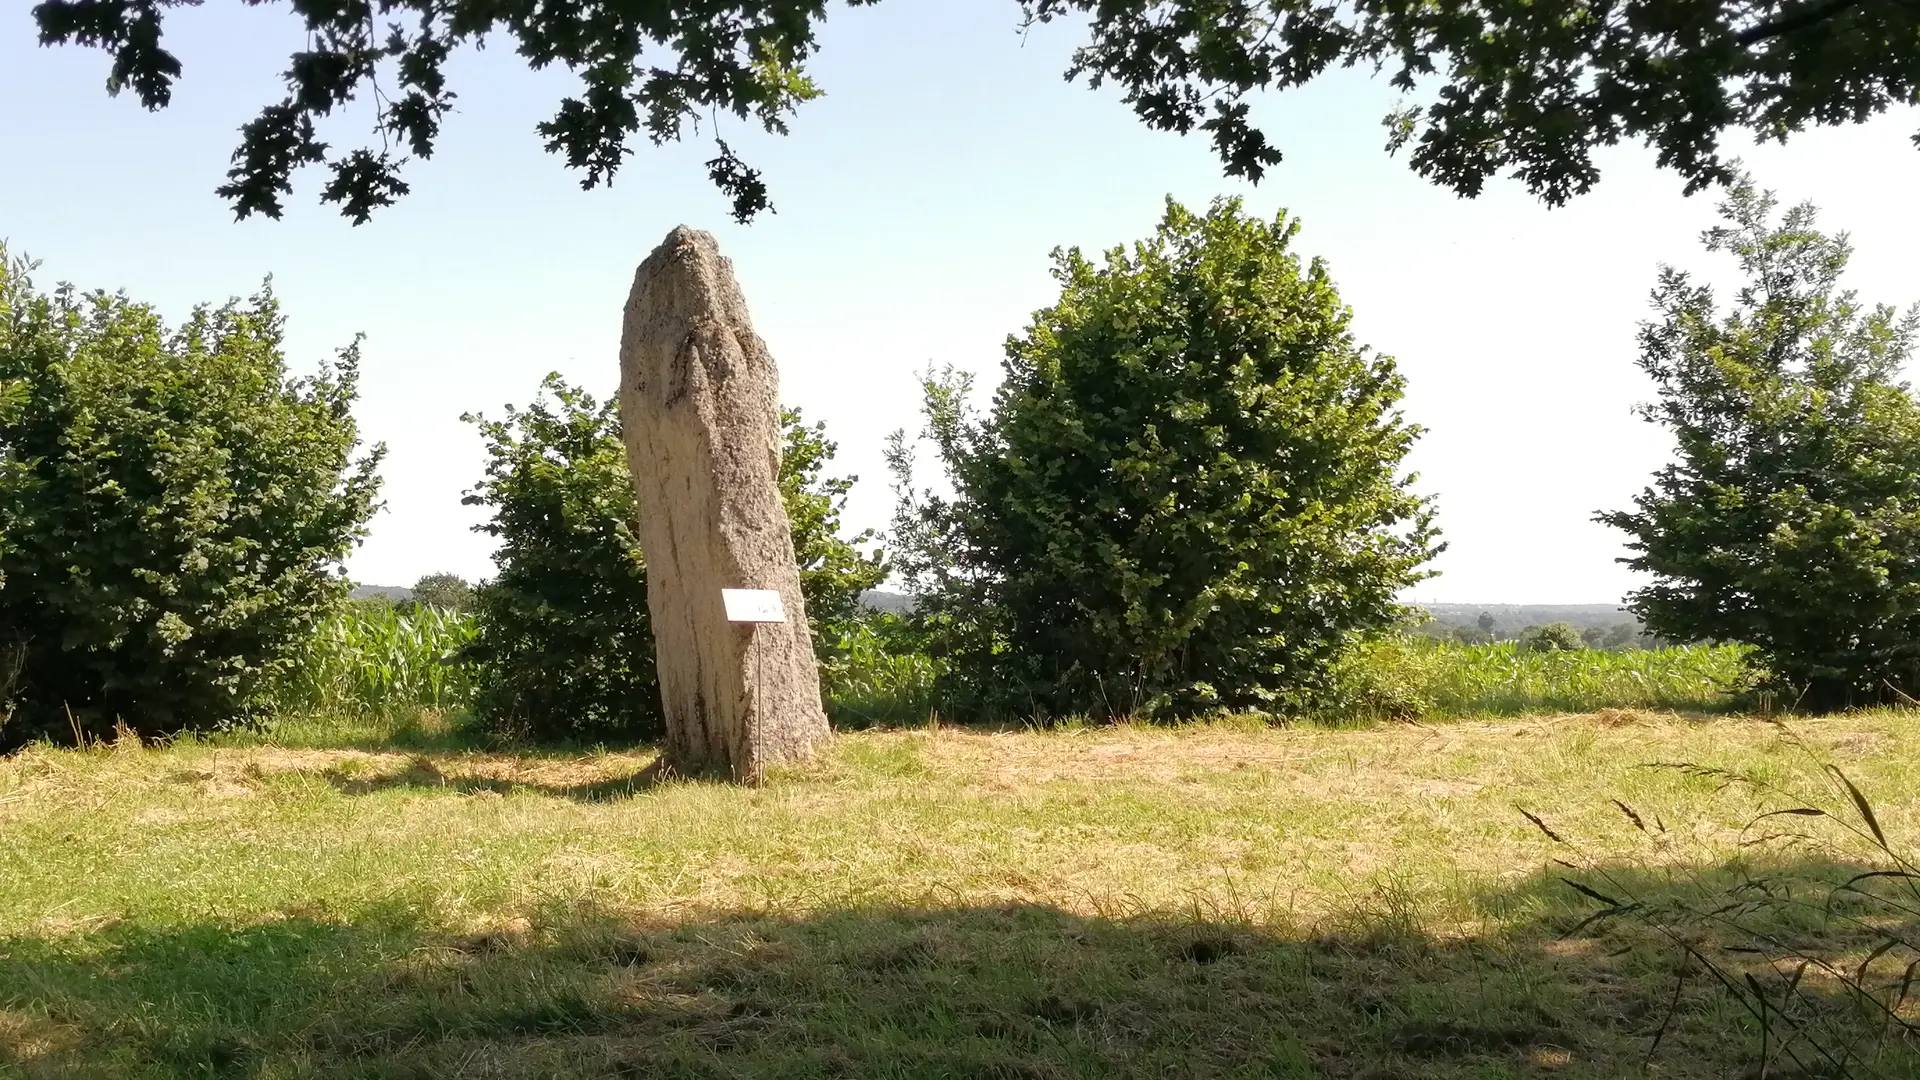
[408,572,475,614]
[890,198,1438,720]
[458,374,883,742]
[1600,176,1920,710]
[0,245,383,747]
[32,0,1920,223]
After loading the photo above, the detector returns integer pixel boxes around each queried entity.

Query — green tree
[408,572,475,614]
[1598,177,1920,709]
[1518,622,1586,653]
[890,197,1439,721]
[32,1,1918,223]
[1601,622,1641,650]
[461,374,884,742]
[1452,625,1493,647]
[0,245,382,747]
[461,379,656,741]
[780,412,888,645]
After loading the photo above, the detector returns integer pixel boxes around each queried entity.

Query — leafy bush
[1518,622,1586,653]
[459,378,659,742]
[889,197,1438,721]
[1600,176,1920,711]
[460,374,884,743]
[1317,638,1445,722]
[0,246,381,747]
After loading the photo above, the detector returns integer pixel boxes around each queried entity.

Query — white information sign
[722,588,787,623]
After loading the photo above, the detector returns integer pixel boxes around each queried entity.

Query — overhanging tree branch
[26,0,1920,223]
[1735,0,1872,46]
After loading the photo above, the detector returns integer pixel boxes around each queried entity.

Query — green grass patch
[2,713,1915,1077]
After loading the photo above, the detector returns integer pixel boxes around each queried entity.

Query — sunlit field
[4,709,1915,1078]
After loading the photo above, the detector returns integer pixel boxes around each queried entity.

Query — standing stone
[617,226,829,779]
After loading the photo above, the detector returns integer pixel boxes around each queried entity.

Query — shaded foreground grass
[3,711,1918,1078]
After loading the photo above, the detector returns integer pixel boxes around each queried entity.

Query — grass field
[4,709,1917,1078]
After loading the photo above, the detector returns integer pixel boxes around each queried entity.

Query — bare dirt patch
[0,1006,72,1065]
[214,747,661,800]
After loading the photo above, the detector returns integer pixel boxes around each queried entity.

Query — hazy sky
[4,3,1917,605]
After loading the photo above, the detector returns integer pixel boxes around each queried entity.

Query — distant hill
[859,590,914,614]
[351,586,1626,633]
[1411,603,1636,631]
[857,594,1635,632]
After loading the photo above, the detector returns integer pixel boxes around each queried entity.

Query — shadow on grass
[4,859,1915,1079]
[315,754,664,802]
[228,709,668,764]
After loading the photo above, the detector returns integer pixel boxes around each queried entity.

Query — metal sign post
[721,588,787,786]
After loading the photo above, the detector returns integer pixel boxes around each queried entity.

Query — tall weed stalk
[1528,726,1919,1077]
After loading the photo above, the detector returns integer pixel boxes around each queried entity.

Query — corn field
[270,606,1756,730]
[1431,640,1753,713]
[819,620,945,727]
[273,604,478,717]
[1323,637,1756,722]
[274,605,947,728]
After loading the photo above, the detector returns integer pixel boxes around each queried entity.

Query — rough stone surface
[617,226,828,778]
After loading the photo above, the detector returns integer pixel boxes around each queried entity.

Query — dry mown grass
[2,711,1917,1078]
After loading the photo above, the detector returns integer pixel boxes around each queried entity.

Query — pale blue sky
[4,2,1917,604]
